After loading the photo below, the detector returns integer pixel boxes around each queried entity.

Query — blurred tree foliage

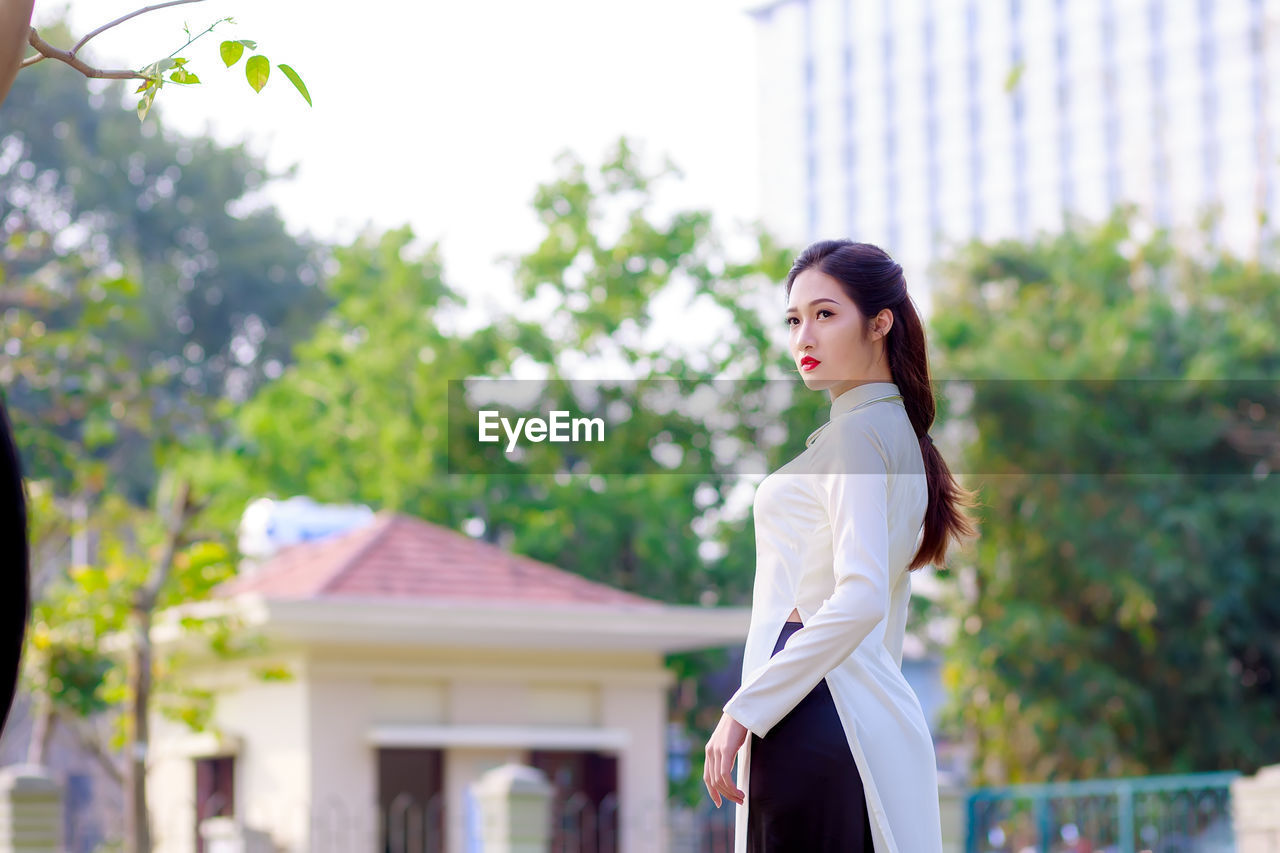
[190,138,803,606]
[931,206,1280,783]
[0,34,329,499]
[1,42,324,833]
[2,243,285,834]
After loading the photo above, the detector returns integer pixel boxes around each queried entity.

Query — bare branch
[138,478,194,611]
[18,41,44,68]
[24,28,148,80]
[72,0,208,56]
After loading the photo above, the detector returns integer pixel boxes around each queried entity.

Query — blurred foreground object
[0,397,30,736]
[0,0,34,105]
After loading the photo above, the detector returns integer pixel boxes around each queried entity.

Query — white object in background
[238,495,375,560]
[464,782,485,853]
[475,763,553,853]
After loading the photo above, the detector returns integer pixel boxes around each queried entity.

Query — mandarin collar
[829,381,903,421]
[805,381,904,448]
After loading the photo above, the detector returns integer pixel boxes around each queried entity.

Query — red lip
[801,357,820,370]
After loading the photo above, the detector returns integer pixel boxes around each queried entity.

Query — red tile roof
[214,512,661,607]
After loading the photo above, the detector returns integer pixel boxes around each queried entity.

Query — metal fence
[965,771,1242,853]
[671,800,736,853]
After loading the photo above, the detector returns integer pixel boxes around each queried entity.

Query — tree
[191,138,801,606]
[930,206,1280,783]
[2,232,290,851]
[0,0,34,105]
[3,41,323,851]
[2,46,330,498]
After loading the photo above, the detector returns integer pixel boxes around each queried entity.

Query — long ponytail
[785,239,978,571]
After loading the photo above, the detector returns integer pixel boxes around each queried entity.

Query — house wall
[148,651,311,853]
[308,644,674,853]
[150,642,677,853]
[601,683,668,853]
[307,674,378,852]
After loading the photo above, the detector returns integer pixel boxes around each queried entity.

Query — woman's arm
[722,421,890,739]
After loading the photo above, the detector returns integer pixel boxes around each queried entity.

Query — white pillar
[475,764,552,853]
[601,684,668,853]
[1232,764,1280,853]
[0,764,62,853]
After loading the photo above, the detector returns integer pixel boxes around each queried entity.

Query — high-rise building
[750,0,1278,308]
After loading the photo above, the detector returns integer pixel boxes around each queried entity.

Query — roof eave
[150,594,751,655]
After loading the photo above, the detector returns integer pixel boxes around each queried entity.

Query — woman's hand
[703,712,748,807]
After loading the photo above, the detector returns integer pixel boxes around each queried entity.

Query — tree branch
[23,28,147,79]
[72,0,207,56]
[20,0,209,71]
[141,478,194,608]
[52,706,125,787]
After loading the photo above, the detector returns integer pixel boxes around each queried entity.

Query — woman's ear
[872,308,893,340]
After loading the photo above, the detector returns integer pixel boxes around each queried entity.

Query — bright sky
[36,0,766,346]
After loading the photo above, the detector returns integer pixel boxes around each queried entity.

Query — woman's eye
[786,310,833,326]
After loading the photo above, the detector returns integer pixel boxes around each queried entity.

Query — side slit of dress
[745,619,876,853]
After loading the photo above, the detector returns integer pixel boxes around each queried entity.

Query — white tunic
[721,381,944,853]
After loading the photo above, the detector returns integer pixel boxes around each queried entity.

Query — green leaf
[277,63,311,106]
[140,57,176,78]
[136,89,157,122]
[169,68,201,85]
[1004,61,1025,93]
[101,276,140,297]
[245,54,270,93]
[236,39,258,50]
[220,40,244,67]
[254,665,295,682]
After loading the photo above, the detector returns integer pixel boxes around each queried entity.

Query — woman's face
[786,267,893,399]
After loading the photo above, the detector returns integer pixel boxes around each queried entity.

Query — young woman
[703,240,977,852]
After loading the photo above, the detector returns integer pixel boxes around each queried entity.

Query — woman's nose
[795,321,817,349]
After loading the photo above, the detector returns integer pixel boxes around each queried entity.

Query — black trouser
[747,621,876,852]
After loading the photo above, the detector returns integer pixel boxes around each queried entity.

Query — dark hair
[785,239,978,571]
[0,397,29,735]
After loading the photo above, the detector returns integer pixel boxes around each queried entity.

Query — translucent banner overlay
[445,379,1279,477]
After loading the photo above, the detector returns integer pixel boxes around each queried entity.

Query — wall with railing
[6,761,1279,852]
[965,771,1243,853]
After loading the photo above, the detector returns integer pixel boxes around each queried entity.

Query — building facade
[751,0,1279,310]
[144,512,750,853]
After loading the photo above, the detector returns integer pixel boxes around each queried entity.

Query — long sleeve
[722,421,891,739]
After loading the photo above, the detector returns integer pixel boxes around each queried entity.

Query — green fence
[965,771,1241,853]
